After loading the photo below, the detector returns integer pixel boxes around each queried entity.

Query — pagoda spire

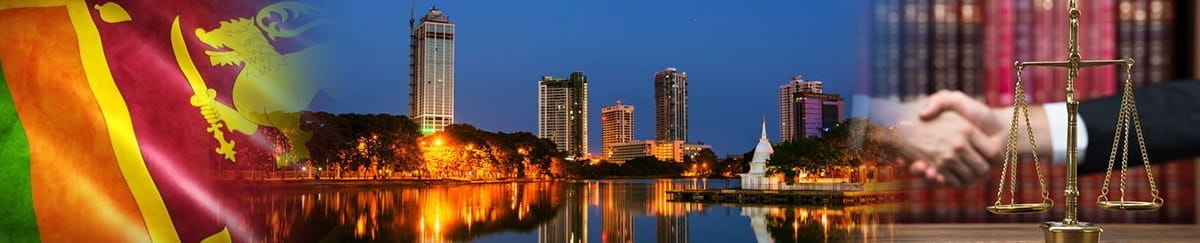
[760,116,767,140]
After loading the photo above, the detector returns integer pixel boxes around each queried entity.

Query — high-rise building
[778,75,823,141]
[654,67,688,142]
[410,7,455,134]
[601,101,634,160]
[538,72,589,159]
[791,92,844,138]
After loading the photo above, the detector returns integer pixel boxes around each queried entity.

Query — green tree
[684,148,719,176]
[766,117,901,181]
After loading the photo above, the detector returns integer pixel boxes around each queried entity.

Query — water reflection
[573,180,707,243]
[235,182,562,242]
[742,205,895,242]
[234,179,893,242]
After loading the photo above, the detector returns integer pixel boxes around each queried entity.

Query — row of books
[871,0,1178,104]
[869,0,988,99]
[897,160,1195,224]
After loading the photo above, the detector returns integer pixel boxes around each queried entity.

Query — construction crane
[408,0,416,31]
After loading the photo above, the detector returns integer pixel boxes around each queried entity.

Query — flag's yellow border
[0,0,182,242]
[66,0,182,241]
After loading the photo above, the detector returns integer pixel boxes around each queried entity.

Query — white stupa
[740,119,776,189]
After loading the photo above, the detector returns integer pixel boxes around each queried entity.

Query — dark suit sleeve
[1078,80,1200,174]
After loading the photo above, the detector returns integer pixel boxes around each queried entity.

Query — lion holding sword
[182,2,324,166]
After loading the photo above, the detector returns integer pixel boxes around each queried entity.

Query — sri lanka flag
[0,0,320,242]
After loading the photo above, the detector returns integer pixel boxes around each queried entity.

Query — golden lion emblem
[183,2,324,166]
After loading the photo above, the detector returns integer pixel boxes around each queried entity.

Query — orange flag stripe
[0,6,149,242]
[0,1,181,242]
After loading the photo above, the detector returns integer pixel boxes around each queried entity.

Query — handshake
[888,91,1051,187]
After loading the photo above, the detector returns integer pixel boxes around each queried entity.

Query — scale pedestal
[1041,222,1102,243]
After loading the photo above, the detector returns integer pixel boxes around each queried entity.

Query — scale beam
[1018,59,1131,68]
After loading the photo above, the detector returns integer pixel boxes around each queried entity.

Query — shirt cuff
[1043,102,1088,164]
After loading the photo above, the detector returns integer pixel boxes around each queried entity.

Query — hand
[913,90,1056,187]
[918,91,1009,163]
[898,111,995,187]
[902,90,1014,187]
[919,90,1005,135]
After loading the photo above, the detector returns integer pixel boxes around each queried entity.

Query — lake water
[232,179,896,242]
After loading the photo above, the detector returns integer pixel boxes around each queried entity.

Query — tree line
[298,112,562,180]
[236,113,897,181]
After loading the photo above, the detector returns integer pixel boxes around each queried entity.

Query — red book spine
[964,181,987,222]
[984,0,1015,106]
[1050,0,1069,103]
[1030,0,1049,104]
[1092,0,1119,99]
[932,186,952,222]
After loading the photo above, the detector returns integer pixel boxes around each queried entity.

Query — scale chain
[995,66,1023,206]
[1098,63,1131,202]
[1023,82,1051,204]
[1126,63,1161,204]
[1096,59,1162,205]
[993,64,1054,207]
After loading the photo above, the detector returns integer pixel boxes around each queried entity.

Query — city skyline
[315,1,869,155]
[3,0,1196,242]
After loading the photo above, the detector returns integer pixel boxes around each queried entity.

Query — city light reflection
[231,179,894,242]
[233,182,561,242]
[742,204,896,242]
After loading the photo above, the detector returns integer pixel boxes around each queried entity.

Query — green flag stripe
[0,60,40,242]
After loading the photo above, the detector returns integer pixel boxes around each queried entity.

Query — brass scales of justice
[982,0,1163,242]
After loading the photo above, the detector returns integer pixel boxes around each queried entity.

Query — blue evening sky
[313,0,869,156]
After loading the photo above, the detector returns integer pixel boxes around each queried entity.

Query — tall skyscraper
[601,101,634,160]
[410,7,455,134]
[654,67,688,142]
[778,75,823,141]
[538,72,589,159]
